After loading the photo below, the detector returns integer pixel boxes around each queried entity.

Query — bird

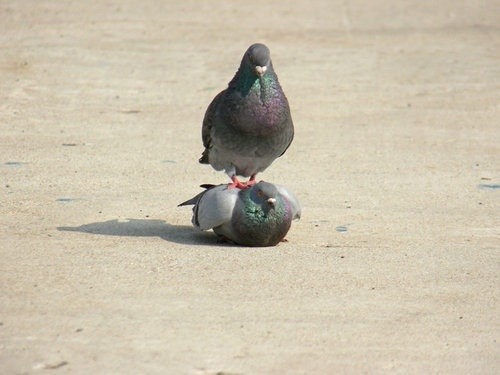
[178,181,301,247]
[199,43,294,189]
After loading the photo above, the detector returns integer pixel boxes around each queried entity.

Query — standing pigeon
[178,181,301,247]
[199,43,294,189]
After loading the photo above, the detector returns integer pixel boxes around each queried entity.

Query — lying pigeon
[178,181,301,246]
[199,43,294,189]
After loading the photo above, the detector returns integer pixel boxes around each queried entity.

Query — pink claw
[228,175,258,189]
[228,176,248,189]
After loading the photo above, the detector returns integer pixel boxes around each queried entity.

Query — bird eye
[257,190,263,197]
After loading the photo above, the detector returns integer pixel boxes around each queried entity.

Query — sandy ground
[1,1,499,374]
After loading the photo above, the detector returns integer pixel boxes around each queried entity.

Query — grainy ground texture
[1,1,499,374]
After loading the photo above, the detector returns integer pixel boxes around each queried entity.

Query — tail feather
[177,184,218,207]
[199,149,209,164]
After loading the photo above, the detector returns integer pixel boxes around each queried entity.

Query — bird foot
[228,180,248,189]
[228,176,256,189]
[245,178,257,187]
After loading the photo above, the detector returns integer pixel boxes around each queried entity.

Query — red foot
[228,176,258,189]
[228,176,249,189]
[246,175,257,187]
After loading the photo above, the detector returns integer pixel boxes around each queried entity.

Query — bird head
[251,181,279,210]
[245,43,271,78]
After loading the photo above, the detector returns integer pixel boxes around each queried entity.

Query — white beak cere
[255,65,267,76]
[267,197,276,206]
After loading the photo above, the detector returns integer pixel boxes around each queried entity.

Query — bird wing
[177,184,218,207]
[200,90,225,164]
[275,184,301,220]
[279,117,294,157]
[195,185,238,231]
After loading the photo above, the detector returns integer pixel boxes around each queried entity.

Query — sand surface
[1,1,499,373]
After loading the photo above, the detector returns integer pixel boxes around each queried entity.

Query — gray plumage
[178,181,301,247]
[199,43,294,186]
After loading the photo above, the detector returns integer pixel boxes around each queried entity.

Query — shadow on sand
[57,218,218,246]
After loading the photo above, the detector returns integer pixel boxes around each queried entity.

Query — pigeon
[199,43,294,189]
[178,181,301,247]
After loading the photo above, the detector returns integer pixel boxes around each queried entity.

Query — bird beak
[255,65,267,77]
[267,197,276,207]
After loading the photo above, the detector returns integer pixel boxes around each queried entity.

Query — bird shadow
[57,218,219,246]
